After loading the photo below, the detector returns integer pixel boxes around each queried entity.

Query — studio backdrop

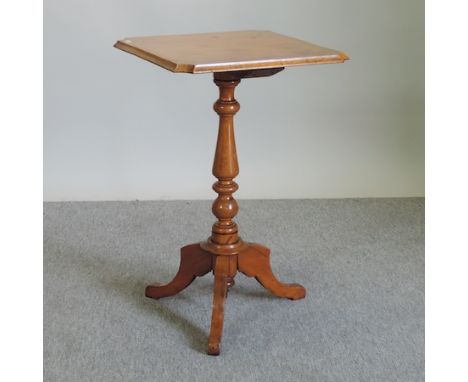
[44,0,424,201]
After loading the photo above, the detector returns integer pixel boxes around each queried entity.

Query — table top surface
[114,30,348,74]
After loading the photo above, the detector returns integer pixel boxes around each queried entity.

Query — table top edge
[114,36,349,74]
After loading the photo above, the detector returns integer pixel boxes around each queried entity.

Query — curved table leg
[145,243,212,299]
[238,243,306,300]
[207,255,236,355]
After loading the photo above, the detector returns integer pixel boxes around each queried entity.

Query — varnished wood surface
[114,30,348,73]
[145,244,212,299]
[200,76,248,255]
[238,244,306,300]
[145,75,306,354]
[207,255,237,355]
[146,242,304,355]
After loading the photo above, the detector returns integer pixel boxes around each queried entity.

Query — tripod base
[145,242,306,355]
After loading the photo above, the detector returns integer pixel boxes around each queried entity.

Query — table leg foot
[238,243,306,300]
[145,243,212,299]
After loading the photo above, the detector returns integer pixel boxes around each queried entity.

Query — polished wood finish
[208,255,237,355]
[145,244,212,299]
[238,243,305,300]
[114,30,348,73]
[145,75,306,355]
[200,77,247,256]
[114,31,348,355]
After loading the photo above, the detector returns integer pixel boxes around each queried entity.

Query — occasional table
[114,30,348,355]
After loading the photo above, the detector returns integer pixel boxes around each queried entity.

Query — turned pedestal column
[145,71,305,355]
[114,30,348,355]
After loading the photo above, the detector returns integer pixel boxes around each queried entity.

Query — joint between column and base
[200,238,248,256]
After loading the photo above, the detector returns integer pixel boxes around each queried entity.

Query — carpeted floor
[44,199,424,382]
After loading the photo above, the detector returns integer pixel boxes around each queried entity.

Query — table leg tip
[145,284,163,299]
[207,343,220,356]
[288,284,306,300]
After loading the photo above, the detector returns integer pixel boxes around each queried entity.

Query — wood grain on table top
[114,30,349,73]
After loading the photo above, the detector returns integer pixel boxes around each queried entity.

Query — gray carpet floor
[44,199,424,382]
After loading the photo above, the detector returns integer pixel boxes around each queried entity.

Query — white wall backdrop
[44,0,424,201]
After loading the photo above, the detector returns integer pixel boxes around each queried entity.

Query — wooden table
[114,30,348,355]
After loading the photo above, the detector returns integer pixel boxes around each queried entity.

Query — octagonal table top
[114,30,348,74]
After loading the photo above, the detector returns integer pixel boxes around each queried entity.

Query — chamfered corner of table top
[114,30,349,74]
